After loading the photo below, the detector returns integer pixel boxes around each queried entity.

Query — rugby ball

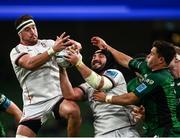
[55,49,72,68]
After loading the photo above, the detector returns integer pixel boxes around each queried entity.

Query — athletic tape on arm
[85,71,113,90]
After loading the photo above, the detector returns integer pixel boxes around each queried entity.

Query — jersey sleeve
[10,40,55,66]
[0,94,11,111]
[78,83,92,100]
[128,58,149,74]
[79,83,90,95]
[10,45,30,66]
[133,73,158,98]
[103,69,126,87]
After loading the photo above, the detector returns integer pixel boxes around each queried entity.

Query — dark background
[1,0,180,137]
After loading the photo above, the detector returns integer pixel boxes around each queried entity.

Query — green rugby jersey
[128,58,180,137]
[175,78,180,121]
[127,77,140,92]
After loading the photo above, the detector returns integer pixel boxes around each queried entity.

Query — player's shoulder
[39,39,55,48]
[40,39,54,43]
[104,69,123,78]
[104,69,122,74]
[10,43,22,55]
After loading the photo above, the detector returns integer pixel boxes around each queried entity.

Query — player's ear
[159,56,165,64]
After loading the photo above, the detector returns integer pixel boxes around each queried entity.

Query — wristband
[105,95,113,103]
[47,47,55,57]
[75,59,84,68]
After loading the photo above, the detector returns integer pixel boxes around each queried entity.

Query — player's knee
[61,100,81,119]
[68,102,81,118]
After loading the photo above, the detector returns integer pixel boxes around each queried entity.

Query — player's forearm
[76,63,103,89]
[19,50,54,70]
[106,45,132,68]
[76,63,92,79]
[61,83,77,100]
[28,52,52,69]
[60,69,78,100]
[76,62,113,90]
[110,92,138,106]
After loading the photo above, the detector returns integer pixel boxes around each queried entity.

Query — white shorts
[20,96,61,124]
[95,126,140,138]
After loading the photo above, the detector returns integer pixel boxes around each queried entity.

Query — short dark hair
[15,14,34,29]
[152,40,176,65]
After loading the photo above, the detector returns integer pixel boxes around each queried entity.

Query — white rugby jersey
[10,39,62,106]
[80,69,135,136]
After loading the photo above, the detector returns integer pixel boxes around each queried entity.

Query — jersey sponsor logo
[136,83,147,93]
[145,79,154,85]
[104,70,118,78]
[138,77,154,85]
[27,49,33,52]
[41,42,47,48]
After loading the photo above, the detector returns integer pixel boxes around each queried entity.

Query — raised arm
[17,32,70,70]
[59,67,84,100]
[91,36,133,68]
[93,91,139,106]
[64,49,113,91]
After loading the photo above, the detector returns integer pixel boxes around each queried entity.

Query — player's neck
[152,65,168,71]
[20,41,37,46]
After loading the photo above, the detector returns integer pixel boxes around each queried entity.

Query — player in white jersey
[60,48,140,137]
[10,15,81,137]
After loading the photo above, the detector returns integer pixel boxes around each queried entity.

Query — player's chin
[147,63,153,69]
[92,65,102,70]
[31,38,38,44]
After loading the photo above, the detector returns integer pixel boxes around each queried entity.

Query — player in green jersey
[128,46,180,135]
[169,46,180,121]
[91,37,180,137]
[0,93,22,136]
[128,47,180,135]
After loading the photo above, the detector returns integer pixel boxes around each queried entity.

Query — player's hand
[66,39,82,51]
[53,32,70,52]
[65,49,82,65]
[131,105,145,123]
[92,91,106,102]
[91,36,108,49]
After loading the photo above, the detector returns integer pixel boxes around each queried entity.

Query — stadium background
[0,0,180,136]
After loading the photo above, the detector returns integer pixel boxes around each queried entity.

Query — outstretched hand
[65,48,82,65]
[92,91,107,102]
[91,36,108,49]
[66,39,82,50]
[53,32,70,52]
